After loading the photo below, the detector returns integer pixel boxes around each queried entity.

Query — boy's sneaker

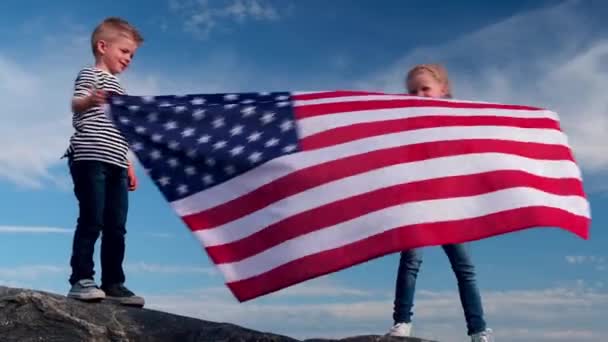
[67,279,106,301]
[101,283,145,307]
[471,328,494,342]
[386,322,412,337]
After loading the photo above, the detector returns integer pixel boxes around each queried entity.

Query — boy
[64,17,144,307]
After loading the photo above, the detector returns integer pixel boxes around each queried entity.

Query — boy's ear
[96,40,108,55]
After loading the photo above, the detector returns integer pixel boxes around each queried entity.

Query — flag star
[224,103,238,109]
[265,138,279,148]
[202,174,214,185]
[181,127,196,137]
[275,95,289,101]
[241,99,255,104]
[197,134,211,144]
[241,106,256,117]
[168,140,180,150]
[150,150,162,160]
[177,184,189,195]
[135,126,147,134]
[205,158,216,166]
[132,142,144,151]
[191,97,206,105]
[167,158,179,168]
[230,125,244,136]
[119,117,130,125]
[151,134,163,142]
[192,109,206,120]
[248,151,263,163]
[276,101,290,107]
[159,101,172,107]
[112,98,124,105]
[230,145,245,156]
[213,140,227,150]
[158,176,170,186]
[212,117,225,128]
[283,144,297,153]
[247,131,262,142]
[224,94,238,101]
[128,105,140,112]
[142,96,156,103]
[224,165,236,175]
[280,119,294,132]
[258,92,270,96]
[174,105,187,113]
[185,166,197,176]
[186,148,197,158]
[260,112,276,124]
[164,121,178,130]
[146,112,159,122]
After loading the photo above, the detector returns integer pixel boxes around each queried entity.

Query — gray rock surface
[0,286,437,342]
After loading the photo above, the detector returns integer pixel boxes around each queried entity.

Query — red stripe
[227,207,589,302]
[301,116,560,150]
[295,99,543,119]
[182,140,574,231]
[292,91,386,101]
[206,171,585,264]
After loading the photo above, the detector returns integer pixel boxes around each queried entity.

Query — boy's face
[96,35,138,74]
[407,71,448,98]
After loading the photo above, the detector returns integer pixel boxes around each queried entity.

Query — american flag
[108,90,591,302]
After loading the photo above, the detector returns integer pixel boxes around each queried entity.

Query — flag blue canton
[109,92,300,202]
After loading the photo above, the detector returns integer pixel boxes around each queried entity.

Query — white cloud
[143,283,608,342]
[566,255,606,271]
[0,265,66,280]
[125,262,217,276]
[356,0,608,176]
[169,0,284,38]
[0,226,72,234]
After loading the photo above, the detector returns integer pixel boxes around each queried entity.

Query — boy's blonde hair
[406,63,452,98]
[91,17,144,56]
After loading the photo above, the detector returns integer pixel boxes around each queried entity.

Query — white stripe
[298,106,558,138]
[216,188,589,282]
[294,94,539,106]
[172,126,570,215]
[194,153,581,247]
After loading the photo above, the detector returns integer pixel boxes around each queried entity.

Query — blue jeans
[68,160,128,287]
[392,244,487,336]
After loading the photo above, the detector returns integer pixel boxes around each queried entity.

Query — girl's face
[406,71,448,98]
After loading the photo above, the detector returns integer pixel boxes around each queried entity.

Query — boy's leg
[68,160,106,300]
[100,163,144,307]
[442,243,487,336]
[100,164,128,286]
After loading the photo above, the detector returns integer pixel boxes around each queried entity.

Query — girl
[386,64,493,342]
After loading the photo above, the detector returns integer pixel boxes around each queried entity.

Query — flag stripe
[172,126,569,216]
[205,171,585,264]
[301,115,560,150]
[297,106,559,139]
[183,142,577,235]
[217,188,588,283]
[226,207,589,301]
[192,154,582,247]
[296,98,543,119]
[292,90,387,100]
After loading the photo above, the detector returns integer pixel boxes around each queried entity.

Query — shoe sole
[67,294,106,302]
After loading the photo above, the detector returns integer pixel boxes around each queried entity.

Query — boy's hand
[127,162,138,191]
[88,89,107,107]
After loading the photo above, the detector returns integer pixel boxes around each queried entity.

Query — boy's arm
[71,68,106,114]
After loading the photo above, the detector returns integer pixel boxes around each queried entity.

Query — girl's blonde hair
[406,63,452,98]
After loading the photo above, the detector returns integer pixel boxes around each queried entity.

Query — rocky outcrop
[0,286,436,342]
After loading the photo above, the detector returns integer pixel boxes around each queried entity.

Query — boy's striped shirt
[65,67,129,168]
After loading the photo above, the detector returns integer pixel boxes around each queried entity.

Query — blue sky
[0,0,606,341]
